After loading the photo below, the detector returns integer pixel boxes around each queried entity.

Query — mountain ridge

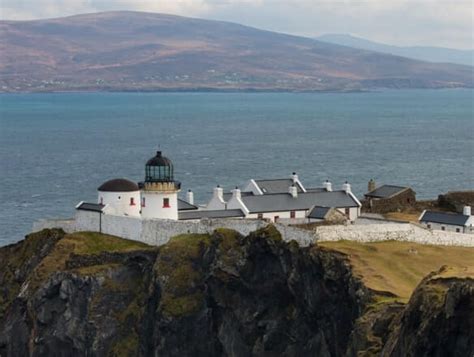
[0,11,472,92]
[317,33,474,66]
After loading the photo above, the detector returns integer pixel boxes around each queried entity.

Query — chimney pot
[291,172,299,183]
[232,187,241,200]
[186,190,194,205]
[463,206,471,216]
[323,180,332,192]
[342,182,352,194]
[289,184,298,198]
[213,186,224,201]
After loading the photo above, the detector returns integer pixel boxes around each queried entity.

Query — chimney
[214,185,224,201]
[232,186,241,200]
[463,206,471,216]
[291,172,298,183]
[368,179,376,193]
[342,181,352,194]
[186,189,194,205]
[323,180,332,192]
[289,184,298,198]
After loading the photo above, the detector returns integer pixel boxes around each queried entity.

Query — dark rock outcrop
[0,228,472,356]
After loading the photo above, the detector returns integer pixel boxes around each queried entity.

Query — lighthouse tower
[140,150,181,220]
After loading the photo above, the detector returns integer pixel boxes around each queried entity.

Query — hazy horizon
[1,1,473,50]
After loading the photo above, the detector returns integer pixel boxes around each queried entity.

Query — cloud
[1,0,472,49]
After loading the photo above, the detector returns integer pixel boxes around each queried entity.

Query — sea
[0,89,473,246]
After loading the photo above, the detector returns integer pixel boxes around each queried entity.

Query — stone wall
[33,214,474,248]
[315,223,474,247]
[32,219,75,234]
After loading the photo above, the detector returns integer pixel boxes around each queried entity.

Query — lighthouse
[139,150,181,220]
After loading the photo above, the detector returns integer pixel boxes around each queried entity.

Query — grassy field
[31,232,153,287]
[318,240,474,302]
[383,211,422,223]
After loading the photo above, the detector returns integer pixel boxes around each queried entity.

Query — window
[274,216,279,222]
[163,198,170,208]
[100,197,103,205]
[141,197,146,207]
[345,208,350,217]
[427,224,431,229]
[441,226,445,231]
[290,211,296,219]
[456,228,460,233]
[130,197,135,206]
[257,213,263,219]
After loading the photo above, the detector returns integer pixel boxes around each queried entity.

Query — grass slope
[30,231,153,288]
[319,240,474,302]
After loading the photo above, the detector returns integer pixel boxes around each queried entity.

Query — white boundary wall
[33,214,474,248]
[315,223,474,247]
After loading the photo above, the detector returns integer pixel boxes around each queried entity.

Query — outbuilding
[363,181,416,213]
[419,206,473,234]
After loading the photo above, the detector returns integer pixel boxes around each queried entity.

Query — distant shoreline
[1,87,473,95]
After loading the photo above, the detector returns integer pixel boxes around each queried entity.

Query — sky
[1,0,473,49]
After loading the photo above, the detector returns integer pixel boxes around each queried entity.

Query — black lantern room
[145,151,174,182]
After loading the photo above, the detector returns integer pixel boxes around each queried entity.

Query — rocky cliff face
[0,228,472,356]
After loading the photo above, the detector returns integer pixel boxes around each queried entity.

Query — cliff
[0,228,472,356]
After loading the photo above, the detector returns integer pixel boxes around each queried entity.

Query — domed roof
[146,151,173,167]
[98,178,139,192]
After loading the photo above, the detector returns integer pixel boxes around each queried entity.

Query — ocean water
[0,90,473,245]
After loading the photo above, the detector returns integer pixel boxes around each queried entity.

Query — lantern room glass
[145,163,174,182]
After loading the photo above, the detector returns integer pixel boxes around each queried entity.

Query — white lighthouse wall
[141,191,178,220]
[98,191,141,217]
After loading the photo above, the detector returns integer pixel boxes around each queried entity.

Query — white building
[419,206,473,234]
[97,179,141,217]
[75,151,361,228]
[204,174,361,223]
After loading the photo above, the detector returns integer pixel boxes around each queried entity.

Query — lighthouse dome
[145,151,174,182]
[98,178,139,192]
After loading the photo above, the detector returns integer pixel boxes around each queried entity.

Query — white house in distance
[75,150,362,226]
[419,207,473,234]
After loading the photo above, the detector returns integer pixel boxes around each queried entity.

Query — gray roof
[365,185,409,199]
[306,187,326,193]
[178,209,245,220]
[178,198,198,211]
[420,211,470,226]
[241,190,359,213]
[222,191,254,202]
[308,206,331,219]
[255,179,304,194]
[76,202,104,212]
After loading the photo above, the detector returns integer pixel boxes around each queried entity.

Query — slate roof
[241,190,359,213]
[98,178,139,192]
[222,191,254,202]
[178,209,245,220]
[76,202,105,212]
[254,179,304,194]
[365,185,409,199]
[306,188,326,193]
[420,211,470,227]
[178,199,198,211]
[308,206,331,219]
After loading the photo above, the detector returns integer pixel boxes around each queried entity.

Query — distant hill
[317,34,474,66]
[0,11,472,92]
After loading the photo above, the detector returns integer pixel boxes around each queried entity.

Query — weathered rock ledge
[0,228,472,356]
